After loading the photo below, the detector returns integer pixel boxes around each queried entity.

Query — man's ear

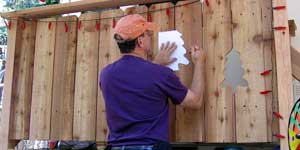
[136,36,143,48]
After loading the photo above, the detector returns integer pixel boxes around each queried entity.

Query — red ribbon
[205,0,210,7]
[260,90,272,95]
[273,112,283,120]
[273,134,285,139]
[21,21,26,30]
[112,18,116,28]
[7,21,12,30]
[78,21,82,30]
[260,70,272,76]
[147,14,152,22]
[96,21,100,30]
[273,6,286,10]
[64,22,69,32]
[166,8,171,16]
[274,26,286,30]
[48,22,52,30]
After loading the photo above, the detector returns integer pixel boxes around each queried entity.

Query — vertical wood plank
[124,6,148,17]
[175,0,204,142]
[271,41,279,143]
[30,18,56,140]
[261,0,278,142]
[232,0,268,142]
[50,16,77,140]
[273,0,293,148]
[203,0,235,142]
[149,2,175,58]
[96,9,123,142]
[149,2,176,141]
[73,12,99,141]
[10,20,36,140]
[0,18,19,150]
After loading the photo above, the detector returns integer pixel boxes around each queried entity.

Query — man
[100,14,205,150]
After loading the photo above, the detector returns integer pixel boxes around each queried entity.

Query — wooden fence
[1,0,289,147]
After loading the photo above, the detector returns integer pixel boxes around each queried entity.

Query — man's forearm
[190,62,205,107]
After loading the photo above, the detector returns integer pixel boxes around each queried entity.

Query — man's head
[114,14,158,54]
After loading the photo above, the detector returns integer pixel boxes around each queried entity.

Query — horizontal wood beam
[0,0,183,19]
[291,46,300,81]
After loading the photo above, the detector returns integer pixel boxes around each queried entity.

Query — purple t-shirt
[100,55,188,146]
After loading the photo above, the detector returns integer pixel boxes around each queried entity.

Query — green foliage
[4,0,41,11]
[4,0,59,11]
[0,26,7,45]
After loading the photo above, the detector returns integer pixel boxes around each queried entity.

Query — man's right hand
[153,41,177,66]
[191,46,206,64]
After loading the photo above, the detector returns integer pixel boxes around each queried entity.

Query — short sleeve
[158,68,188,105]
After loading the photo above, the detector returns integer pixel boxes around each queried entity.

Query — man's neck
[123,49,147,60]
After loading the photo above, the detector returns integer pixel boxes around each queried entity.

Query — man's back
[100,55,187,146]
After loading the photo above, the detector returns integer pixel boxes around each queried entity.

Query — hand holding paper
[158,30,189,71]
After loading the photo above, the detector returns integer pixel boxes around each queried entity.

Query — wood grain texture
[0,18,19,150]
[10,20,36,140]
[203,0,235,142]
[261,0,277,142]
[273,0,294,148]
[73,12,99,141]
[30,18,56,140]
[232,0,268,142]
[50,16,77,140]
[149,2,176,141]
[96,9,123,142]
[175,0,204,142]
[0,0,186,19]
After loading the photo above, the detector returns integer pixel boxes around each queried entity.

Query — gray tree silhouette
[222,48,248,92]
